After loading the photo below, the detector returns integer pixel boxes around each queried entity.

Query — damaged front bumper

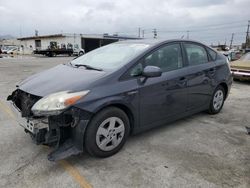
[8,89,91,161]
[9,101,48,134]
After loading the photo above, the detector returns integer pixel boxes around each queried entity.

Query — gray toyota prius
[8,39,232,161]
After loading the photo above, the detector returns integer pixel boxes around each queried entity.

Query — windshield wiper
[74,64,103,71]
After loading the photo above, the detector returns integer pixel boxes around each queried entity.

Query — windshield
[71,43,150,70]
[240,53,250,61]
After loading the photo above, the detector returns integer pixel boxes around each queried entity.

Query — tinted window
[207,48,217,61]
[184,43,208,65]
[130,43,183,76]
[145,43,183,72]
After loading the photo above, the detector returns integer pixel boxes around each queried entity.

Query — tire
[79,51,84,56]
[208,85,225,114]
[85,107,130,157]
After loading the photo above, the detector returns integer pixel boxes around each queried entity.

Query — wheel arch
[92,103,135,135]
[218,82,228,98]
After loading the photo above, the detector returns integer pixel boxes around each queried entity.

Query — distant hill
[0,35,15,40]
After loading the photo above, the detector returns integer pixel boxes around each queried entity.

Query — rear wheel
[208,85,225,114]
[85,107,130,157]
[79,51,84,56]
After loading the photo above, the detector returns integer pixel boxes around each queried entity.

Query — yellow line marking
[59,160,92,188]
[0,100,92,188]
[0,100,15,119]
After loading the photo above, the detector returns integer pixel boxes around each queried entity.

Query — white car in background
[7,47,19,55]
[1,46,19,54]
[1,46,11,54]
[72,44,85,56]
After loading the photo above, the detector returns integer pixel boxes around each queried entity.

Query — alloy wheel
[96,117,125,151]
[213,90,224,111]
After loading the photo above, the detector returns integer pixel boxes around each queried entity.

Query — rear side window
[207,48,217,61]
[184,43,208,66]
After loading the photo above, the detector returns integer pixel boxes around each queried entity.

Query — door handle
[127,90,138,96]
[196,72,203,76]
[179,77,187,82]
[178,77,187,86]
[208,68,216,75]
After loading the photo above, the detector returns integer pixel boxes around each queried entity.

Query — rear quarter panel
[214,55,233,97]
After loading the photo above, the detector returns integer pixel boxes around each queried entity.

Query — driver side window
[130,43,183,76]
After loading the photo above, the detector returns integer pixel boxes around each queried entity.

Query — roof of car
[117,39,206,46]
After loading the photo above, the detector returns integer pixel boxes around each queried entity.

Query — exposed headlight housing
[31,90,89,116]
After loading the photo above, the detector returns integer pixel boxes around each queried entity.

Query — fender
[74,94,139,130]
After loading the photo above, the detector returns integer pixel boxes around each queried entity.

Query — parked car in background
[1,46,10,54]
[8,39,232,161]
[1,46,18,54]
[7,47,19,55]
[221,51,231,61]
[230,52,250,81]
[220,50,241,61]
[73,44,85,56]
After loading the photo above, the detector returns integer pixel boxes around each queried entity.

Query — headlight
[31,90,89,116]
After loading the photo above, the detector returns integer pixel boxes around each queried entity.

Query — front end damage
[7,89,91,161]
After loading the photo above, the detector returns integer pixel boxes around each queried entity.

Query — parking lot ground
[0,56,249,188]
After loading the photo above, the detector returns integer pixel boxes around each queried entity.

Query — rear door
[183,42,216,111]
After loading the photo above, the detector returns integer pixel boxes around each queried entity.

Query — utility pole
[19,25,22,38]
[138,27,141,38]
[245,20,250,48]
[153,28,157,39]
[230,33,234,49]
[187,30,189,39]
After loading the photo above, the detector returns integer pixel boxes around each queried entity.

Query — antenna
[230,33,234,49]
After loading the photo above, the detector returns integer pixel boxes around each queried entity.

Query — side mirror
[142,66,162,77]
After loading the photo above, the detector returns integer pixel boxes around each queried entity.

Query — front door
[134,43,188,127]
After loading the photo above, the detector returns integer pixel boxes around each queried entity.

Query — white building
[18,33,140,55]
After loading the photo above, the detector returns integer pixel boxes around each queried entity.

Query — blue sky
[0,0,249,45]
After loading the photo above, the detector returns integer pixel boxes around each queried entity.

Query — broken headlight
[31,90,89,116]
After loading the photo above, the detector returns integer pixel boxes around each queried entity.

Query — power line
[157,24,246,33]
[142,19,249,32]
[183,19,248,29]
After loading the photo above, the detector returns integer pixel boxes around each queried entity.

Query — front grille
[9,89,41,117]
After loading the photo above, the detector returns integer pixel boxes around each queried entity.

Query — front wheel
[208,85,225,114]
[79,51,84,56]
[85,107,130,157]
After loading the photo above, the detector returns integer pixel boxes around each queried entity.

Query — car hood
[230,60,250,70]
[18,64,107,96]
